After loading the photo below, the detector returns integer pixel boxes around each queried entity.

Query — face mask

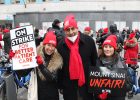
[67,35,78,43]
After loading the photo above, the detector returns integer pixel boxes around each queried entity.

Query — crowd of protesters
[1,14,140,100]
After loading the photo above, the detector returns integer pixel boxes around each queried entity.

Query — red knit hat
[43,31,57,47]
[3,29,10,33]
[84,27,91,32]
[102,28,108,35]
[129,32,136,39]
[64,14,78,30]
[102,35,117,49]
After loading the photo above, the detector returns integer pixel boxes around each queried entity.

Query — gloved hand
[9,49,15,59]
[98,91,108,100]
[36,55,43,65]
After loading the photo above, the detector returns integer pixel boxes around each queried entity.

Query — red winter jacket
[124,38,138,65]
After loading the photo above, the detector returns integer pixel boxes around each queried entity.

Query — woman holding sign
[8,30,63,100]
[95,35,132,100]
[28,31,63,100]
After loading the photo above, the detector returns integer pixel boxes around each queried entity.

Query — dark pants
[63,87,94,100]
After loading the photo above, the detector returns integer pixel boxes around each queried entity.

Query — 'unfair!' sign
[10,25,37,70]
[88,66,127,96]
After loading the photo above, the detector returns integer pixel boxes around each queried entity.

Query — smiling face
[103,44,115,57]
[44,43,55,55]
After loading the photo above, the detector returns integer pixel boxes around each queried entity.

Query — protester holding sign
[3,28,11,54]
[28,31,63,100]
[9,31,63,100]
[57,14,98,100]
[95,35,132,100]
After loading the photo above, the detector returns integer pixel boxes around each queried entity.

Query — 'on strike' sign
[10,25,37,70]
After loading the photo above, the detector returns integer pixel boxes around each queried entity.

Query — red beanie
[16,26,20,28]
[129,32,136,39]
[102,28,108,35]
[64,14,78,30]
[84,27,91,32]
[3,29,10,33]
[43,31,57,47]
[102,35,117,49]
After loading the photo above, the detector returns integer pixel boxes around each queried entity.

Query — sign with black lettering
[88,66,127,96]
[10,25,37,70]
[11,28,34,46]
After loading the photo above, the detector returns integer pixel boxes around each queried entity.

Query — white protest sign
[10,25,38,70]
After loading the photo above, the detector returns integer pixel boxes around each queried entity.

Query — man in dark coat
[109,24,124,52]
[47,19,65,44]
[57,14,98,100]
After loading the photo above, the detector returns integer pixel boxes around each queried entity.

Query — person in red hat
[124,32,139,68]
[102,27,109,35]
[96,35,132,100]
[0,27,10,54]
[96,27,110,56]
[3,28,11,54]
[9,31,63,100]
[84,26,94,37]
[28,31,63,100]
[57,14,98,100]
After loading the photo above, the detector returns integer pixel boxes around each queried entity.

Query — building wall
[1,1,140,14]
[15,11,140,31]
[1,0,140,31]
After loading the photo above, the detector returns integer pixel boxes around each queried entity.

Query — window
[77,21,89,33]
[114,21,126,32]
[95,21,108,32]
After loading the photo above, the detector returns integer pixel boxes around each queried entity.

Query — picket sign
[10,25,37,70]
[88,66,127,96]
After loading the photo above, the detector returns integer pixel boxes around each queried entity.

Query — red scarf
[65,33,85,87]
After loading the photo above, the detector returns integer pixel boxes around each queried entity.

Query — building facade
[0,0,140,32]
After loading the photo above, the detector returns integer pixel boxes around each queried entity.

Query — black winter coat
[57,33,98,100]
[36,44,63,100]
[19,44,63,100]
